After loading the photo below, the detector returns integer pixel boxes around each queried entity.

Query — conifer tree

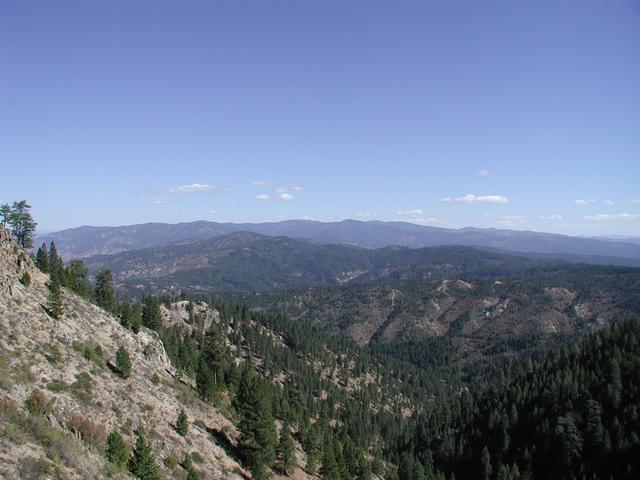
[66,259,92,298]
[481,446,492,480]
[115,345,132,379]
[0,203,10,227]
[46,278,64,319]
[321,440,340,480]
[175,408,189,437]
[398,452,417,480]
[235,369,277,479]
[585,399,604,452]
[344,436,367,479]
[276,422,296,475]
[106,430,129,467]
[95,269,117,313]
[557,414,582,468]
[185,468,198,480]
[142,295,162,330]
[196,326,228,402]
[8,200,36,248]
[35,243,48,273]
[47,241,64,282]
[128,427,162,480]
[303,423,323,475]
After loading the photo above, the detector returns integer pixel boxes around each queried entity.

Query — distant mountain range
[38,219,640,265]
[79,231,638,294]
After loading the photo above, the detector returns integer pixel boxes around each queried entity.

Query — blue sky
[1,0,639,235]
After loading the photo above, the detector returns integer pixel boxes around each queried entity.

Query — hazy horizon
[33,217,640,243]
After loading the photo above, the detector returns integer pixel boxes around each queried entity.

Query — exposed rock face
[0,227,244,479]
[160,300,219,333]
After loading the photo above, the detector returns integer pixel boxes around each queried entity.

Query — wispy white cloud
[276,193,294,201]
[491,218,528,228]
[396,209,440,225]
[574,199,597,205]
[477,169,491,177]
[441,194,508,204]
[170,183,218,194]
[291,184,304,192]
[355,213,373,218]
[585,213,640,221]
[255,191,295,201]
[631,198,640,205]
[397,209,423,217]
[252,180,272,187]
[603,200,614,206]
[151,198,178,206]
[540,214,563,220]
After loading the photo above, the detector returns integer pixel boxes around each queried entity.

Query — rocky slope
[245,268,640,371]
[0,228,249,479]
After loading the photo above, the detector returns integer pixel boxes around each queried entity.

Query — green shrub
[163,452,179,469]
[19,271,30,286]
[193,419,205,429]
[70,372,93,404]
[25,389,51,416]
[72,340,105,367]
[46,379,69,392]
[45,344,62,364]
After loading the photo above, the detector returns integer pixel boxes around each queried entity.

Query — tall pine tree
[95,269,117,313]
[46,278,64,319]
[234,368,277,479]
[196,326,228,402]
[128,427,162,480]
[276,421,296,475]
[35,243,48,273]
[8,200,36,248]
[47,241,64,283]
[105,430,129,467]
[142,295,162,330]
[0,203,10,227]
